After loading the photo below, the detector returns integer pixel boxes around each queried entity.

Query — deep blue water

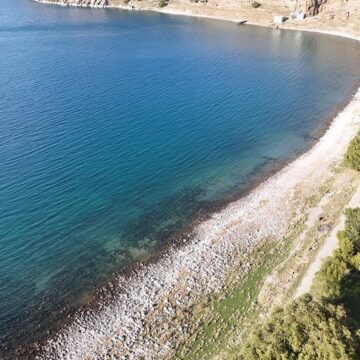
[0,0,359,353]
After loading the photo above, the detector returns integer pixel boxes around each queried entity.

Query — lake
[0,0,359,354]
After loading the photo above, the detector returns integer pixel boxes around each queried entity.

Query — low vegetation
[175,134,360,359]
[312,207,360,324]
[176,174,358,359]
[240,208,360,359]
[239,138,360,359]
[344,131,360,171]
[240,294,359,359]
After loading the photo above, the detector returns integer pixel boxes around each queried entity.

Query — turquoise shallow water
[0,0,359,353]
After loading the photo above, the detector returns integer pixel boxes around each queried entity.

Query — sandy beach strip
[34,0,360,42]
[35,85,360,359]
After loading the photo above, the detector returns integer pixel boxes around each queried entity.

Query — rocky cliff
[307,0,327,15]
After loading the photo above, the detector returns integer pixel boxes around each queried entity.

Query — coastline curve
[23,2,360,358]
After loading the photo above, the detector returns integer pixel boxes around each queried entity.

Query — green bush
[312,208,360,300]
[344,208,360,252]
[240,294,360,359]
[344,131,360,171]
[337,230,355,261]
[240,209,360,359]
[312,256,348,299]
[351,253,360,271]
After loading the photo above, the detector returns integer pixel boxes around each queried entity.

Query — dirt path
[295,180,360,297]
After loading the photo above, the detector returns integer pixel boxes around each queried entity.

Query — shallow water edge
[3,2,360,358]
[22,91,360,359]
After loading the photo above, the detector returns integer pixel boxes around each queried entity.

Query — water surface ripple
[0,0,359,353]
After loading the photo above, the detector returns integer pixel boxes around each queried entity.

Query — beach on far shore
[106,0,360,41]
[34,0,360,42]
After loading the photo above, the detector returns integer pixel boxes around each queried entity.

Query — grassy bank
[238,203,360,359]
[171,132,360,359]
[231,133,360,359]
[172,167,360,359]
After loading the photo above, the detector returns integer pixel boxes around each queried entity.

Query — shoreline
[33,69,360,360]
[155,8,360,42]
[14,93,352,358]
[33,0,360,42]
[23,2,360,358]
[35,88,360,359]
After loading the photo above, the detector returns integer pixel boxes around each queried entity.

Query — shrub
[312,256,348,299]
[337,230,355,262]
[240,209,360,359]
[240,294,360,359]
[351,253,360,271]
[344,131,360,171]
[344,208,360,251]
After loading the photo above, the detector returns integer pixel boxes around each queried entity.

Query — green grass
[174,170,359,360]
[176,135,360,359]
[175,239,292,359]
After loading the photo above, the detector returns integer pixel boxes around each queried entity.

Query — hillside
[34,0,360,39]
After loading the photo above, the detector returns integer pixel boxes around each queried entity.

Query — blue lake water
[0,0,359,353]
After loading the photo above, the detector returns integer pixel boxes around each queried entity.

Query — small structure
[235,20,247,25]
[273,15,286,24]
[297,12,306,20]
[290,10,306,20]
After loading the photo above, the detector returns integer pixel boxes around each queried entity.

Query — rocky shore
[33,82,360,358]
[28,0,360,358]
